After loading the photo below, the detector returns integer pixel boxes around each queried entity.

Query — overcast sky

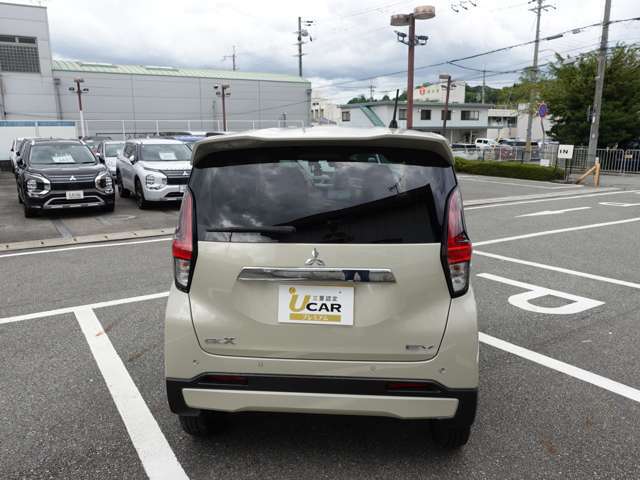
[37,0,640,103]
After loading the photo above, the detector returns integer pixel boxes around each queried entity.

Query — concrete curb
[1,228,174,252]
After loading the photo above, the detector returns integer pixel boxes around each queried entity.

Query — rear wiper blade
[206,226,296,234]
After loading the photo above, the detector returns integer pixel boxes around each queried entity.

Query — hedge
[454,158,565,182]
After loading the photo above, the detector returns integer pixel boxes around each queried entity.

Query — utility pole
[587,0,612,166]
[440,73,452,140]
[295,17,313,77]
[481,69,486,104]
[214,84,231,131]
[390,5,434,129]
[68,78,89,138]
[223,45,237,71]
[524,0,555,162]
[369,81,376,101]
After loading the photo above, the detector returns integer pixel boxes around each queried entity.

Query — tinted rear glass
[191,147,455,244]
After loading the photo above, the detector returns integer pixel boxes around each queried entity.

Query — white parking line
[2,291,640,408]
[475,251,640,290]
[0,236,172,259]
[474,217,640,246]
[459,176,583,190]
[515,206,591,217]
[480,332,640,404]
[75,307,189,480]
[0,291,169,325]
[465,190,640,211]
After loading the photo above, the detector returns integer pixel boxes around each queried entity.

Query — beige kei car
[165,127,478,448]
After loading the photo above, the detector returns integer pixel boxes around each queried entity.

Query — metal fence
[452,144,640,175]
[82,119,306,139]
[568,147,640,174]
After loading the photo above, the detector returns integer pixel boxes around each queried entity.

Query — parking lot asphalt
[1,176,640,479]
[0,171,179,245]
[0,171,625,248]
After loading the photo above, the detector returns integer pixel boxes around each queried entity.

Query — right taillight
[172,188,195,292]
[442,187,472,297]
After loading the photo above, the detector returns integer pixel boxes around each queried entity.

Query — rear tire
[179,412,228,437]
[431,422,471,449]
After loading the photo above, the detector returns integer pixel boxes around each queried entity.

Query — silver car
[116,138,192,208]
[96,140,125,179]
[164,127,478,449]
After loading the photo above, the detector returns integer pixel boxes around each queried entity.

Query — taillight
[442,187,472,297]
[172,188,195,292]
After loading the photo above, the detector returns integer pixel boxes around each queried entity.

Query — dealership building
[0,1,311,139]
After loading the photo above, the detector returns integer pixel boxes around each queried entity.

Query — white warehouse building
[0,1,311,139]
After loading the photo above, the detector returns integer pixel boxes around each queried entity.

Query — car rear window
[190,146,456,244]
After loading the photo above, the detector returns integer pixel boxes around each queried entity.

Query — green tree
[347,94,369,104]
[464,85,500,104]
[542,45,640,146]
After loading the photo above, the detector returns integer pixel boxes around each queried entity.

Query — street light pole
[440,74,452,140]
[214,84,231,131]
[406,16,416,129]
[391,5,435,130]
[69,78,88,138]
[524,0,555,162]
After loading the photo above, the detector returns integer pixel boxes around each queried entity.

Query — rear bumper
[167,375,477,423]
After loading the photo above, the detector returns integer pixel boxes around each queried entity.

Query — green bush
[454,158,565,182]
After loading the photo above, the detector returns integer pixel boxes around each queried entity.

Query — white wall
[414,81,466,104]
[53,69,311,133]
[0,2,58,119]
[0,120,76,160]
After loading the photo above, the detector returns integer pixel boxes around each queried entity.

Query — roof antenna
[389,89,400,129]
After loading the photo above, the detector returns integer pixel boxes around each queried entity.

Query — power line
[312,16,640,91]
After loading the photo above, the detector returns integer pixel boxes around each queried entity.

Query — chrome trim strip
[237,267,396,283]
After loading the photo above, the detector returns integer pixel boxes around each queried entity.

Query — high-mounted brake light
[442,187,472,297]
[172,189,195,291]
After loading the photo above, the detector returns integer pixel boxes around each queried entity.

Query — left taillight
[172,188,195,292]
[442,187,472,297]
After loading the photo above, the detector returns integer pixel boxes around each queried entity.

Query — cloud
[43,0,640,103]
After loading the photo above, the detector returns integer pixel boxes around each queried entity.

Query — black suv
[15,139,115,217]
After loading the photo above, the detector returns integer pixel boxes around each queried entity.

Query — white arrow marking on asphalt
[516,206,591,217]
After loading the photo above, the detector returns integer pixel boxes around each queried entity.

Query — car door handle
[237,267,396,283]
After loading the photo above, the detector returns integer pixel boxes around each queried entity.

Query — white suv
[165,127,478,448]
[116,138,192,208]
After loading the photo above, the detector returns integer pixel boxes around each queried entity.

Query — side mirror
[129,154,136,163]
[97,155,105,164]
